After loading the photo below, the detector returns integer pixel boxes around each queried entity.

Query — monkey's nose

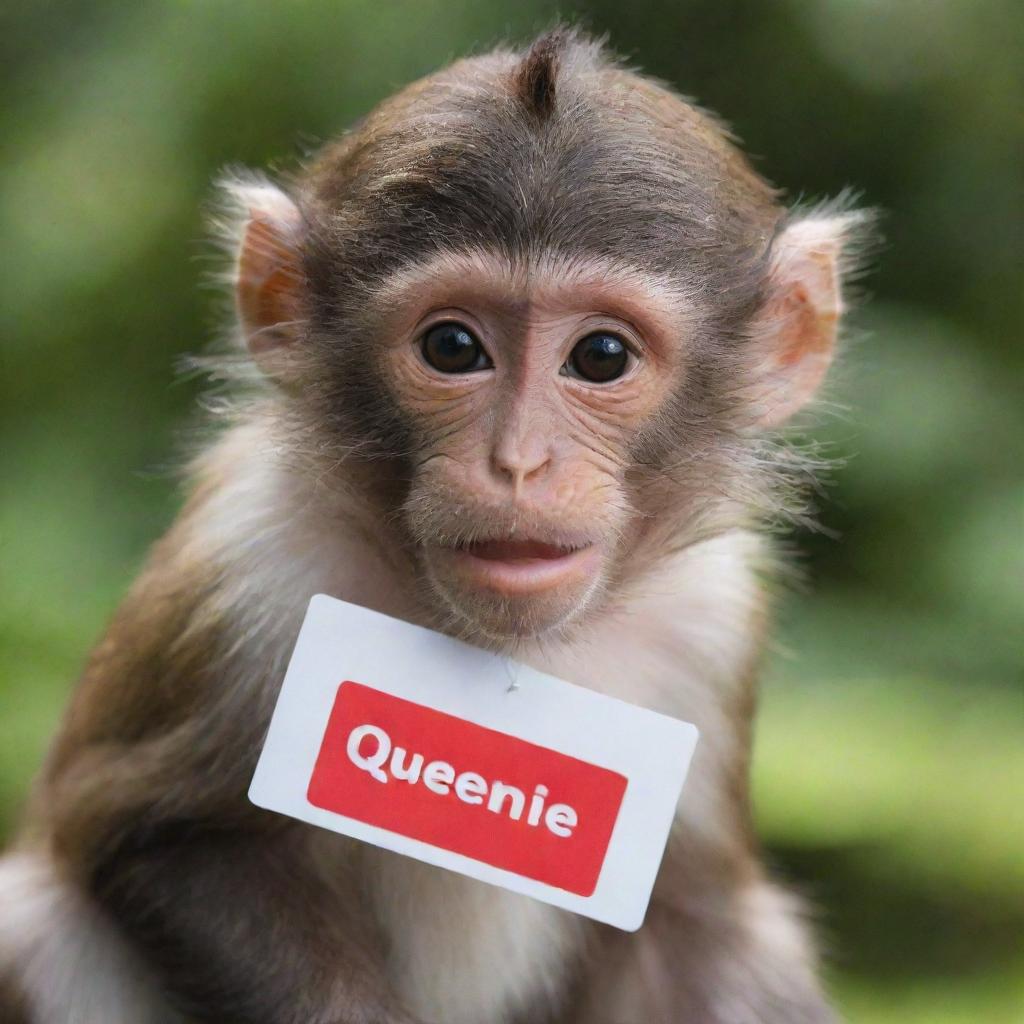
[491,448,552,496]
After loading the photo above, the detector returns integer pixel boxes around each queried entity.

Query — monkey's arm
[91,825,419,1024]
[16,513,422,1024]
[567,861,838,1024]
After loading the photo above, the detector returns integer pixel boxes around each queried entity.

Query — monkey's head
[224,29,869,642]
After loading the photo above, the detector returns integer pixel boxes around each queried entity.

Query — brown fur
[0,972,30,1024]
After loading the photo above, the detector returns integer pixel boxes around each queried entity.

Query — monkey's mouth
[442,538,600,596]
[461,539,585,561]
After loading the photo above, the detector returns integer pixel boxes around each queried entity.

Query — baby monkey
[0,27,869,1024]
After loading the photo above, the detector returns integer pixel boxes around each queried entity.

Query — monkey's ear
[221,177,305,374]
[751,209,868,426]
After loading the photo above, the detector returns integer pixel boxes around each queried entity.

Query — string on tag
[502,657,521,694]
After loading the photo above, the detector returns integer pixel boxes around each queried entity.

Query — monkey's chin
[422,542,605,641]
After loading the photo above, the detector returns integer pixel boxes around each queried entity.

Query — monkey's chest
[368,849,584,1024]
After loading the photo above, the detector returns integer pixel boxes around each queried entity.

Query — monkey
[0,27,872,1024]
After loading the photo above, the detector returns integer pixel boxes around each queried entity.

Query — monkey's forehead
[300,42,780,307]
[358,247,699,342]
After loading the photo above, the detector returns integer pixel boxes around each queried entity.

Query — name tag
[249,595,698,931]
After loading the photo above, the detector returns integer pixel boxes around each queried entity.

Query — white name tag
[249,595,698,931]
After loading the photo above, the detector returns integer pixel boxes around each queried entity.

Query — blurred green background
[1,1,1021,1020]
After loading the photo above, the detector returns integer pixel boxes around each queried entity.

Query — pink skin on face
[443,539,603,597]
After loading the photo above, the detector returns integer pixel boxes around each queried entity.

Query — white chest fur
[370,853,583,1024]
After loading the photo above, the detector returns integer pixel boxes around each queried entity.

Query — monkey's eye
[420,322,491,374]
[563,332,631,383]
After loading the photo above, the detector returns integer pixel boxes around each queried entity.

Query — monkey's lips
[443,538,601,596]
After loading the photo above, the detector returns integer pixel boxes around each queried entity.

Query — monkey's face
[233,44,856,642]
[373,251,691,640]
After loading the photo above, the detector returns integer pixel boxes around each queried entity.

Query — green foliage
[1,1,1021,1020]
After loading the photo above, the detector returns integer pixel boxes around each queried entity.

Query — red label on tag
[307,681,627,896]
